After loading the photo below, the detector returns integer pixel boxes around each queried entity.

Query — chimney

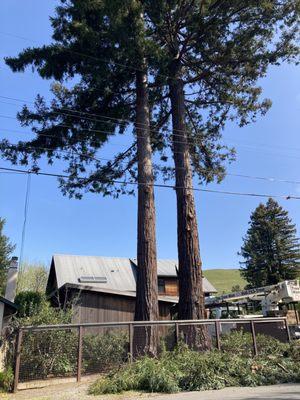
[5,257,18,302]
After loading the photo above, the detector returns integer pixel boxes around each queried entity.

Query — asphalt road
[0,383,299,400]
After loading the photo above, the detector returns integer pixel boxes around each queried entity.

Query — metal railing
[13,317,290,392]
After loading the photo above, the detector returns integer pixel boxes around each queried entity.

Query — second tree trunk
[169,63,210,350]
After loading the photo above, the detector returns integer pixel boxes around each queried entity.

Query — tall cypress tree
[240,198,300,288]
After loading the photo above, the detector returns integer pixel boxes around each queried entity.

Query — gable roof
[47,254,217,295]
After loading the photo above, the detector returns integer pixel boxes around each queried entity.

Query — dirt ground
[0,383,299,400]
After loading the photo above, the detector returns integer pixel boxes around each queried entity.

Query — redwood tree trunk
[169,62,210,350]
[133,62,159,357]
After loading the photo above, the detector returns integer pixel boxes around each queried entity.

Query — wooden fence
[13,317,290,392]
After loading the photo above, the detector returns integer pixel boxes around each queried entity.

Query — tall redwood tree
[143,0,300,347]
[2,0,160,355]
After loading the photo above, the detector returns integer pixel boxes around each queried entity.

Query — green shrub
[20,329,78,380]
[82,330,129,373]
[3,297,75,380]
[221,330,289,357]
[14,291,44,318]
[89,336,300,395]
[0,367,14,392]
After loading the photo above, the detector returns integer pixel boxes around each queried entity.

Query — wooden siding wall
[164,278,179,296]
[73,291,173,323]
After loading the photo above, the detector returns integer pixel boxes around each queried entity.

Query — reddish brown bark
[133,64,159,357]
[169,61,210,350]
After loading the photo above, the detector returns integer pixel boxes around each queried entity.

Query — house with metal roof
[46,254,217,323]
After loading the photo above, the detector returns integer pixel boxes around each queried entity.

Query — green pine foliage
[89,336,300,395]
[3,1,299,193]
[0,218,15,295]
[2,1,143,199]
[240,198,300,288]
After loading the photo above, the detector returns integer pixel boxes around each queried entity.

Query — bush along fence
[11,317,290,392]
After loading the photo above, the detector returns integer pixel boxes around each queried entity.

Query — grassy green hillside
[203,269,247,295]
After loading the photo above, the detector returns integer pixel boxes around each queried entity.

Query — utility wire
[2,111,300,162]
[227,173,300,186]
[2,127,300,185]
[1,166,299,200]
[0,99,217,149]
[0,94,264,142]
[19,172,31,274]
[3,96,300,160]
[2,120,300,166]
[4,139,300,186]
[0,111,236,160]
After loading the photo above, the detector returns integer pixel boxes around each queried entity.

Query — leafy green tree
[0,218,15,295]
[16,262,48,293]
[240,198,300,287]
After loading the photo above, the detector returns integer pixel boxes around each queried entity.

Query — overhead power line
[227,173,300,186]
[0,98,227,151]
[0,94,287,149]
[0,111,220,151]
[19,172,31,272]
[2,132,300,186]
[2,110,300,163]
[1,166,299,200]
[2,119,300,166]
[2,126,300,185]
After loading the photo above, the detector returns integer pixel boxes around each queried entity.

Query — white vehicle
[206,279,300,319]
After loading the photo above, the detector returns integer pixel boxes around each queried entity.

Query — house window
[158,278,165,294]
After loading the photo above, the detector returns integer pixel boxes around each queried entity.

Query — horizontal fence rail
[13,317,290,392]
[19,317,287,331]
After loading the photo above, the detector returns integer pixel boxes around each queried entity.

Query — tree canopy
[16,262,48,293]
[240,198,300,288]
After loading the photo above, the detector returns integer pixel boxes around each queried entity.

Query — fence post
[284,318,291,343]
[129,323,133,362]
[293,303,299,325]
[175,322,179,345]
[77,326,83,382]
[13,328,23,393]
[215,321,221,350]
[250,320,258,356]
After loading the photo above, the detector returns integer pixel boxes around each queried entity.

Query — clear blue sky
[1,0,300,270]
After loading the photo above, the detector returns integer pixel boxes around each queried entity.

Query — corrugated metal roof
[53,254,136,292]
[52,254,217,294]
[131,258,178,277]
[202,277,218,294]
